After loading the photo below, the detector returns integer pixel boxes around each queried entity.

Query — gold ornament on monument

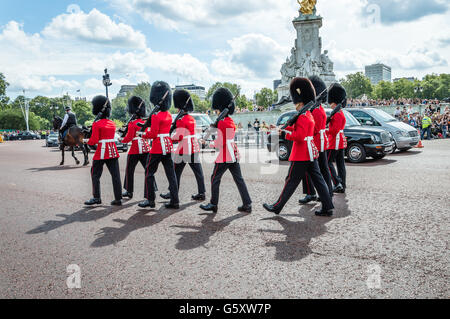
[298,0,317,15]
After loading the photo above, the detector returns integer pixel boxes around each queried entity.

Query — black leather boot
[138,200,155,208]
[160,193,171,200]
[238,204,252,213]
[165,202,180,209]
[299,194,318,204]
[111,199,122,206]
[192,193,206,201]
[333,184,345,194]
[263,203,281,215]
[122,191,133,199]
[315,209,333,217]
[200,203,218,213]
[84,198,102,206]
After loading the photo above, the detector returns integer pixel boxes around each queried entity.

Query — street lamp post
[102,69,112,99]
[415,86,424,115]
[20,90,30,132]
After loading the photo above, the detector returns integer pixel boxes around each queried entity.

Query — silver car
[347,108,420,152]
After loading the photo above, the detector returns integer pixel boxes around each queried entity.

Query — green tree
[132,82,151,108]
[373,81,394,100]
[236,94,253,111]
[72,100,94,126]
[0,109,42,130]
[190,94,211,113]
[340,72,373,98]
[111,96,128,122]
[0,73,10,109]
[393,78,415,99]
[255,88,277,109]
[206,82,241,101]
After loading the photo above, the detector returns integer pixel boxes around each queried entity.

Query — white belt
[99,139,115,160]
[133,137,144,154]
[319,129,326,153]
[305,136,315,162]
[183,135,195,155]
[335,130,344,150]
[226,139,237,163]
[158,134,170,155]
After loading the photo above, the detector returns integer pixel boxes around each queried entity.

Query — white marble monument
[277,0,336,102]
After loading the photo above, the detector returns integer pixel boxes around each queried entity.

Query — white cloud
[42,8,146,49]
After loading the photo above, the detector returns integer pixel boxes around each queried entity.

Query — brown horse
[53,116,90,166]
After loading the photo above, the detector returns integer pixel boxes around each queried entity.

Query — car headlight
[371,134,381,143]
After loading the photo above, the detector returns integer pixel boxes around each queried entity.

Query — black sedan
[9,131,40,141]
[267,109,395,163]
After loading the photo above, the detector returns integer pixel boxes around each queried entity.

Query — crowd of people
[347,98,444,108]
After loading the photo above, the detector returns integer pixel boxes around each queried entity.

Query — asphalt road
[0,140,448,298]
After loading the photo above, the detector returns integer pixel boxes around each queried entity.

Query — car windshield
[49,133,58,138]
[366,109,397,123]
[193,115,213,127]
[343,110,361,127]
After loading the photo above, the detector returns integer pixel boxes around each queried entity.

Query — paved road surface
[0,140,448,298]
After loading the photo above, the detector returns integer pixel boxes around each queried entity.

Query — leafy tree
[392,79,415,99]
[132,82,151,109]
[373,81,394,100]
[236,94,253,111]
[255,88,277,109]
[206,82,241,101]
[0,73,9,109]
[340,72,373,98]
[191,93,211,113]
[72,100,94,126]
[0,109,42,130]
[111,96,128,122]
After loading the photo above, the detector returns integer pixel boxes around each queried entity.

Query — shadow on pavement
[259,195,350,262]
[171,212,249,250]
[90,202,198,248]
[389,150,422,157]
[26,201,139,235]
[346,159,397,167]
[27,165,88,172]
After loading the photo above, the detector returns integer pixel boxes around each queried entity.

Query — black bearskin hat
[173,89,194,112]
[127,96,146,117]
[308,75,327,103]
[211,87,235,115]
[328,83,347,105]
[150,81,172,111]
[92,95,111,118]
[290,77,316,105]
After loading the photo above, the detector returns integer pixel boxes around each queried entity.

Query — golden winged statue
[298,0,317,15]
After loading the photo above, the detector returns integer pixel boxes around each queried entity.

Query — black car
[267,109,395,163]
[9,131,40,141]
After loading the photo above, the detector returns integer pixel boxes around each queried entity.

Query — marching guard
[263,78,334,217]
[121,96,154,200]
[160,89,206,201]
[299,76,334,204]
[138,81,180,209]
[85,96,122,206]
[200,88,252,213]
[327,84,347,193]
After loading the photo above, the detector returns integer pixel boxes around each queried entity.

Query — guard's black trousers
[273,160,334,212]
[124,153,158,194]
[302,151,333,197]
[144,153,179,204]
[328,149,346,189]
[210,162,252,206]
[173,153,206,194]
[91,158,122,201]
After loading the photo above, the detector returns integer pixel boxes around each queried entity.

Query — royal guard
[138,81,179,209]
[121,96,153,199]
[327,84,347,193]
[263,77,334,217]
[200,88,252,213]
[160,89,206,201]
[299,75,334,204]
[85,96,122,206]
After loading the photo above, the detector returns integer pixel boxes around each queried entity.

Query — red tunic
[311,105,329,153]
[327,110,347,150]
[285,111,319,162]
[171,114,200,155]
[88,119,119,161]
[211,117,240,164]
[142,111,174,155]
[122,119,150,155]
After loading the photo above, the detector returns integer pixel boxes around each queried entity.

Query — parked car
[347,108,419,152]
[87,133,128,153]
[46,132,59,147]
[267,109,395,163]
[9,131,40,140]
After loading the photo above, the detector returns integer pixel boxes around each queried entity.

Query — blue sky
[0,0,449,100]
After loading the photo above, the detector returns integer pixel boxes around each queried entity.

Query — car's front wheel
[277,142,290,161]
[346,143,366,163]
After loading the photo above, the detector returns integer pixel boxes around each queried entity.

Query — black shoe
[111,199,122,206]
[192,193,206,201]
[238,204,252,213]
[165,203,180,209]
[316,197,322,202]
[333,184,345,194]
[84,198,101,206]
[160,193,171,200]
[315,209,333,217]
[263,203,281,215]
[138,200,155,208]
[122,191,133,199]
[200,203,218,213]
[299,195,318,204]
